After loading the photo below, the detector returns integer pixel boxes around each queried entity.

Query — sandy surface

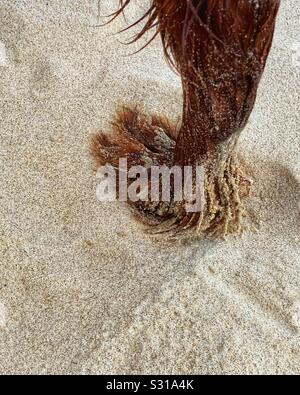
[0,0,299,375]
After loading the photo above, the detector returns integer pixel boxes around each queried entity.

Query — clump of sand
[0,0,299,374]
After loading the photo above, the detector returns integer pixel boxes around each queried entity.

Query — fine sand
[0,0,299,374]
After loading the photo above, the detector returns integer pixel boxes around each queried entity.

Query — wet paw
[91,106,183,227]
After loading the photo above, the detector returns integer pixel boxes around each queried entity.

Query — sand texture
[0,0,299,374]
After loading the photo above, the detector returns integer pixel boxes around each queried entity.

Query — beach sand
[0,0,299,374]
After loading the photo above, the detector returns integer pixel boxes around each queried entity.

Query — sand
[0,0,299,375]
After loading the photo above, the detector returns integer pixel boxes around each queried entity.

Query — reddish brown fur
[91,107,176,169]
[91,1,280,233]
[106,1,280,159]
